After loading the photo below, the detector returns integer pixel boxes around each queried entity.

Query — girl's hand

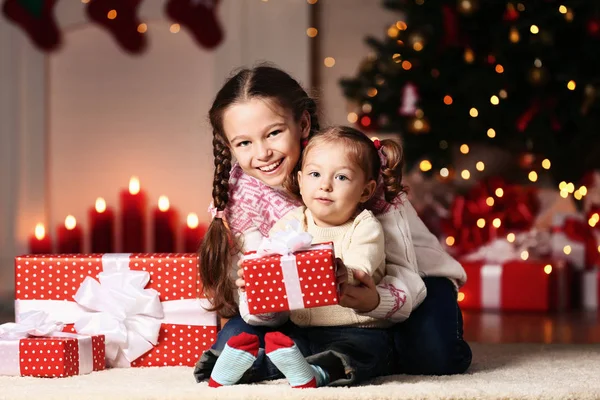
[236,259,246,292]
[338,269,380,313]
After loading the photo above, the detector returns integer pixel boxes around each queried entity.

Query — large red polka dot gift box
[242,227,339,315]
[14,253,217,368]
[0,311,105,377]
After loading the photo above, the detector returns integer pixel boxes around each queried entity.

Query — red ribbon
[443,177,540,256]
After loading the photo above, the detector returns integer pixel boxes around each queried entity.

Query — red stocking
[2,0,61,51]
[85,0,147,54]
[165,0,223,50]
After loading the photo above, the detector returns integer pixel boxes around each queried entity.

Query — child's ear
[360,179,377,203]
[300,110,311,139]
[297,170,303,193]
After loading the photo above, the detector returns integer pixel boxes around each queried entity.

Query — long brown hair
[287,126,406,202]
[200,65,320,317]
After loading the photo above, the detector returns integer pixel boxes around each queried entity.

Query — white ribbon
[481,265,502,310]
[583,270,599,310]
[0,311,93,376]
[243,223,333,311]
[14,253,216,368]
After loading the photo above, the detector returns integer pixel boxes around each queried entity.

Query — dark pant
[295,326,393,386]
[392,277,472,375]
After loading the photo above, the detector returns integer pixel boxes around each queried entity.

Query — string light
[367,88,378,97]
[457,292,465,302]
[566,182,575,193]
[347,112,358,123]
[461,170,471,180]
[495,188,504,197]
[509,27,520,43]
[530,25,540,34]
[65,215,77,230]
[490,95,499,105]
[402,61,412,70]
[477,218,486,228]
[388,25,400,38]
[324,57,336,67]
[486,197,495,206]
[469,108,479,117]
[544,264,553,274]
[579,186,588,196]
[528,171,538,182]
[419,160,433,172]
[476,161,485,171]
[306,27,318,37]
[542,159,551,169]
[440,168,449,177]
[492,218,502,228]
[446,236,455,246]
[107,9,117,19]
[520,250,529,260]
[567,80,576,90]
[507,233,516,242]
[307,0,318,4]
[464,48,475,63]
[137,23,148,33]
[558,5,567,14]
[170,24,180,33]
[487,128,496,138]
[574,190,583,201]
[563,245,572,255]
[495,64,504,73]
[499,89,508,99]
[460,144,470,154]
[392,53,402,63]
[443,95,453,105]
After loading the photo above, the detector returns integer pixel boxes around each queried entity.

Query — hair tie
[301,138,309,149]
[208,203,224,220]
[373,139,382,150]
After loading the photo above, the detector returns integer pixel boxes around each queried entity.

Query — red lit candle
[183,213,207,253]
[89,197,115,253]
[28,223,52,254]
[120,176,147,252]
[153,196,178,252]
[57,215,83,254]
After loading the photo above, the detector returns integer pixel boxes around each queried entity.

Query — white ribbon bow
[0,311,64,340]
[255,220,313,257]
[73,269,163,367]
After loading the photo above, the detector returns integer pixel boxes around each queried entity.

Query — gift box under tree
[242,231,338,315]
[0,311,105,377]
[14,253,217,368]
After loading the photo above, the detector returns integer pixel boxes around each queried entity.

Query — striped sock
[208,332,259,387]
[265,332,329,388]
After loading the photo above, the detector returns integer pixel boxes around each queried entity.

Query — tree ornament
[407,116,430,134]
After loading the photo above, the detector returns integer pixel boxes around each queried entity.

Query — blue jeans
[393,277,472,375]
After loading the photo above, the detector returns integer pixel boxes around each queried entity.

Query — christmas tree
[340,0,600,188]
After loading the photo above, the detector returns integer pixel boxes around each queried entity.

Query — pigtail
[198,133,238,318]
[282,96,321,198]
[379,139,407,202]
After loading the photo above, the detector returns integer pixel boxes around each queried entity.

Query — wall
[0,0,309,300]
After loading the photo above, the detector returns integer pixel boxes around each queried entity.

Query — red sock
[265,332,318,389]
[208,332,259,388]
[85,0,147,54]
[2,0,61,51]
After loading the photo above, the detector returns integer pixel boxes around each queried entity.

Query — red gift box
[459,259,570,312]
[14,253,217,368]
[242,243,338,315]
[582,269,600,310]
[0,333,104,377]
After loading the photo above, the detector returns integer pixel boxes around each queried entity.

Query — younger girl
[207,126,402,387]
[194,65,470,384]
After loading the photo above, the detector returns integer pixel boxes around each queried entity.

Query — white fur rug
[2,343,600,400]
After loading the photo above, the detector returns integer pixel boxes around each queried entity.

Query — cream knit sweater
[268,206,391,328]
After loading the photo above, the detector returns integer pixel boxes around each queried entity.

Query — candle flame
[65,215,77,230]
[34,223,46,240]
[129,176,140,195]
[95,197,107,213]
[158,196,170,212]
[187,213,199,229]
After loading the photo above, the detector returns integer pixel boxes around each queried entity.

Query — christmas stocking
[165,0,223,50]
[86,0,146,54]
[2,0,61,51]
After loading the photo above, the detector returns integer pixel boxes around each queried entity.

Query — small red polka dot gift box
[14,253,217,368]
[242,241,339,315]
[0,311,105,377]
